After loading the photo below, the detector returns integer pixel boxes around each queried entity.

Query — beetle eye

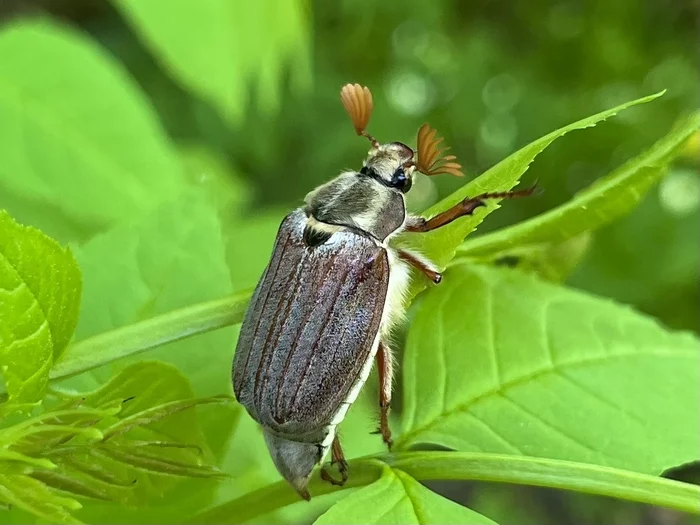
[391,167,412,193]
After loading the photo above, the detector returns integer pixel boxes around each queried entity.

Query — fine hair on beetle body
[232,83,536,501]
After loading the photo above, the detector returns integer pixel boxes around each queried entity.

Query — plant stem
[50,290,253,382]
[389,452,700,514]
[188,452,700,523]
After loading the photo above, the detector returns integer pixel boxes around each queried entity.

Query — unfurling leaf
[94,446,227,479]
[0,473,82,525]
[102,395,232,441]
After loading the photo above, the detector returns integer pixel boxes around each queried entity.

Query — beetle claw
[321,461,348,487]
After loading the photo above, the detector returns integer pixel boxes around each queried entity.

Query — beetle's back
[233,208,389,438]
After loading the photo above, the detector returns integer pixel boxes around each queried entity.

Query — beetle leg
[405,185,537,233]
[398,249,442,284]
[320,436,348,486]
[376,342,393,449]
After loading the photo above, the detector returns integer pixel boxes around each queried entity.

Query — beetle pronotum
[232,83,534,500]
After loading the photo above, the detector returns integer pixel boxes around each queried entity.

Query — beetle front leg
[405,185,537,233]
[320,436,348,486]
[376,342,393,449]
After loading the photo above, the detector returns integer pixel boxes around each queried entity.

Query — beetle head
[362,141,416,193]
[340,83,464,194]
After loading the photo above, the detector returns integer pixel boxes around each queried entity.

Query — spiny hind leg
[320,435,348,486]
[374,341,394,449]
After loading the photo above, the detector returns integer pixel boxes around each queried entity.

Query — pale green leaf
[224,208,286,292]
[398,91,664,299]
[54,189,239,520]
[459,111,700,259]
[60,189,238,496]
[64,190,234,399]
[0,473,82,525]
[314,465,497,525]
[113,0,311,123]
[397,264,700,476]
[0,20,182,242]
[179,144,252,215]
[0,211,81,404]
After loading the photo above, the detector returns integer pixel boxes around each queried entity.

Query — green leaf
[314,464,497,525]
[0,211,81,404]
[397,264,700,476]
[0,473,82,525]
[0,20,182,243]
[458,111,700,259]
[398,91,664,298]
[113,0,311,123]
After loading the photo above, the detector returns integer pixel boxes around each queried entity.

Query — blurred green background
[0,0,697,523]
[4,0,696,331]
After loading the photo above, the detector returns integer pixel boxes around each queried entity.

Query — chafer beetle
[232,83,534,500]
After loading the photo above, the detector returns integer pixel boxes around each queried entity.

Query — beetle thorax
[304,172,406,241]
[303,142,415,242]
